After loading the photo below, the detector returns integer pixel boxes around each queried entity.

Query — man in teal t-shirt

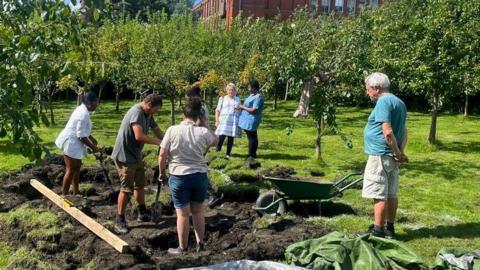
[362,72,408,239]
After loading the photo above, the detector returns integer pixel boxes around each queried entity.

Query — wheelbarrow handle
[332,177,363,196]
[333,172,363,187]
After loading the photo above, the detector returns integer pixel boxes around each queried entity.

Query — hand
[235,104,243,110]
[158,173,168,185]
[394,152,409,163]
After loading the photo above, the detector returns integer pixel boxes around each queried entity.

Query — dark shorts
[169,172,208,209]
[114,160,146,193]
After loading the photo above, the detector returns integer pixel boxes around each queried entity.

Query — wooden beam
[30,179,128,253]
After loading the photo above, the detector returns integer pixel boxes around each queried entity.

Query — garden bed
[0,155,331,269]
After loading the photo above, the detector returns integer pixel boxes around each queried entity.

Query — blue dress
[238,93,264,131]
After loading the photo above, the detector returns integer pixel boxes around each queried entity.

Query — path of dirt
[0,155,332,269]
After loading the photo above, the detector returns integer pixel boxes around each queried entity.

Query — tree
[0,0,82,160]
[371,0,480,144]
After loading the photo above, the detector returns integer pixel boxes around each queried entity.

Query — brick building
[192,0,384,30]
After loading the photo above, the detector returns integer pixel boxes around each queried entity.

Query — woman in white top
[214,83,241,159]
[55,91,100,195]
[159,96,218,255]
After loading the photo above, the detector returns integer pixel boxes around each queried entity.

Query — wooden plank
[30,179,128,253]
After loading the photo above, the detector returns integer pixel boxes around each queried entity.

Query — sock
[374,225,384,232]
[386,222,394,230]
[138,204,147,214]
[117,214,125,222]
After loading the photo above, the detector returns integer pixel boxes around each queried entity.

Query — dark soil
[0,155,332,269]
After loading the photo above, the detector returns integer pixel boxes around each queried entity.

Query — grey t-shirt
[111,104,158,163]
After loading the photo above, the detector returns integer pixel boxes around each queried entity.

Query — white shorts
[60,137,87,160]
[362,155,399,200]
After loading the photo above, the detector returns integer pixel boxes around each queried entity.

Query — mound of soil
[0,155,331,269]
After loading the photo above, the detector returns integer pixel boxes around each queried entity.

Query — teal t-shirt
[364,93,407,156]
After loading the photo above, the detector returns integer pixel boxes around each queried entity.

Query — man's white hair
[365,72,390,89]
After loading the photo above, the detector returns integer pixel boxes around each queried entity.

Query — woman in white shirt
[159,96,218,255]
[55,91,100,195]
[214,83,241,159]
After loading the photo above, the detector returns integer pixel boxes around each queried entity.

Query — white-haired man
[363,72,408,238]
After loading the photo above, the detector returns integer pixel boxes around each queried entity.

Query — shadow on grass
[0,141,24,155]
[259,152,309,160]
[436,140,480,154]
[403,158,480,180]
[399,222,480,241]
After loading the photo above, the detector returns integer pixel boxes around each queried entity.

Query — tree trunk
[315,118,323,160]
[464,93,469,117]
[209,91,214,109]
[48,96,55,126]
[273,87,278,111]
[115,91,120,112]
[428,94,438,145]
[170,97,176,126]
[284,81,289,101]
[98,81,106,102]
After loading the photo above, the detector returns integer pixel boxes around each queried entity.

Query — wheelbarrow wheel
[255,191,287,216]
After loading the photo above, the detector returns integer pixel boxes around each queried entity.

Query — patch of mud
[259,166,295,179]
[0,160,331,269]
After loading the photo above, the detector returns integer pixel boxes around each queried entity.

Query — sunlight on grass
[1,100,479,263]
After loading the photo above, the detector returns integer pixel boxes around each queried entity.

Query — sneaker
[368,224,385,238]
[208,193,224,209]
[115,219,128,234]
[137,208,151,222]
[225,155,230,160]
[385,223,395,239]
[196,242,205,253]
[168,246,186,255]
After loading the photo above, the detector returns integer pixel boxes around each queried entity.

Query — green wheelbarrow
[254,172,363,216]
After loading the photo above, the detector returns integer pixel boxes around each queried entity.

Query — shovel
[151,178,163,224]
[94,150,114,192]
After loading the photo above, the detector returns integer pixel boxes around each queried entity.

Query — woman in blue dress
[236,79,264,162]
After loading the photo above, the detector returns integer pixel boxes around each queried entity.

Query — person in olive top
[111,94,164,234]
[362,72,408,238]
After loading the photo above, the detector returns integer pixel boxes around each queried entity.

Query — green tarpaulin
[285,231,428,270]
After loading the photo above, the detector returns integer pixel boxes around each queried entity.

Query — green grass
[1,100,480,265]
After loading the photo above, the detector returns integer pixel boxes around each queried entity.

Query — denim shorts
[168,172,208,208]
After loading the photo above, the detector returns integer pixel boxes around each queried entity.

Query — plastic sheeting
[179,260,307,270]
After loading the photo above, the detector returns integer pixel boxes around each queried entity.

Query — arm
[382,123,408,163]
[237,104,258,114]
[80,137,100,152]
[400,128,408,153]
[158,147,169,185]
[215,110,220,127]
[132,124,161,146]
[152,127,164,141]
[88,135,98,146]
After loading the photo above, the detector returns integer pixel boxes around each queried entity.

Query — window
[321,0,330,13]
[335,0,343,12]
[347,0,355,13]
[310,0,318,14]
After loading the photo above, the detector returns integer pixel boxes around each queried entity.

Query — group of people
[55,79,265,255]
[55,72,408,254]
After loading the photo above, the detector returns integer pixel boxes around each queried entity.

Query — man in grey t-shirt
[112,94,164,234]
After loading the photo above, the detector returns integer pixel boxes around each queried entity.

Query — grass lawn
[1,99,479,265]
